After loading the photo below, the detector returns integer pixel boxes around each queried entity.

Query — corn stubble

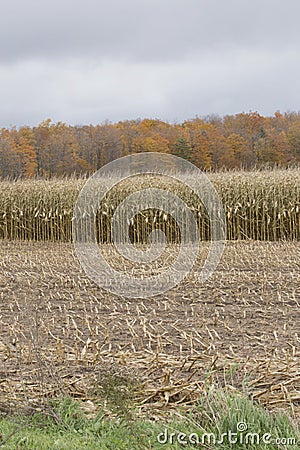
[0,241,299,418]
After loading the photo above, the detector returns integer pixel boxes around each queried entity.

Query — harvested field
[0,240,299,418]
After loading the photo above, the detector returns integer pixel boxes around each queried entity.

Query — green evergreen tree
[174,137,192,161]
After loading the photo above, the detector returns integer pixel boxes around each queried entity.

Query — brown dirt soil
[0,240,299,418]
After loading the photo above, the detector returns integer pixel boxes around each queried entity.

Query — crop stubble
[0,240,299,417]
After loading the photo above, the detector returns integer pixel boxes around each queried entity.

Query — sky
[1,0,300,128]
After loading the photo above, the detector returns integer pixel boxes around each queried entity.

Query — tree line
[0,111,300,178]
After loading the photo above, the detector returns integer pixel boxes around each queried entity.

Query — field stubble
[0,240,299,419]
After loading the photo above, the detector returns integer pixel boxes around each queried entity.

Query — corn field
[1,169,300,418]
[0,168,299,241]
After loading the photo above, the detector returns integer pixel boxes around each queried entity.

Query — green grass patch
[0,390,299,449]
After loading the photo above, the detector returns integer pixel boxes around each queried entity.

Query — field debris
[0,241,299,417]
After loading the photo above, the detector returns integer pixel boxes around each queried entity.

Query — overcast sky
[1,0,300,127]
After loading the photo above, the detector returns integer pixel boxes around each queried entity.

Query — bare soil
[0,240,299,417]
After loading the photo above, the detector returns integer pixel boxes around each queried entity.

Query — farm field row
[0,168,299,241]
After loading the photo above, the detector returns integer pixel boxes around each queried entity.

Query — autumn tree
[0,112,300,178]
[0,128,22,178]
[179,120,212,169]
[224,133,248,167]
[287,124,300,162]
[16,127,37,177]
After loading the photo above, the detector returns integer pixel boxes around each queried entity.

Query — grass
[0,390,299,449]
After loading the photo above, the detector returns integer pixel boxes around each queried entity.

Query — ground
[0,240,299,419]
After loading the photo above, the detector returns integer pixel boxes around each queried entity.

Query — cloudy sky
[1,0,300,127]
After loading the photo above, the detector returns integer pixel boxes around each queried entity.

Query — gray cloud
[0,0,300,126]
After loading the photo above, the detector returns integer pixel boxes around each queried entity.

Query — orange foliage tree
[0,112,300,178]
